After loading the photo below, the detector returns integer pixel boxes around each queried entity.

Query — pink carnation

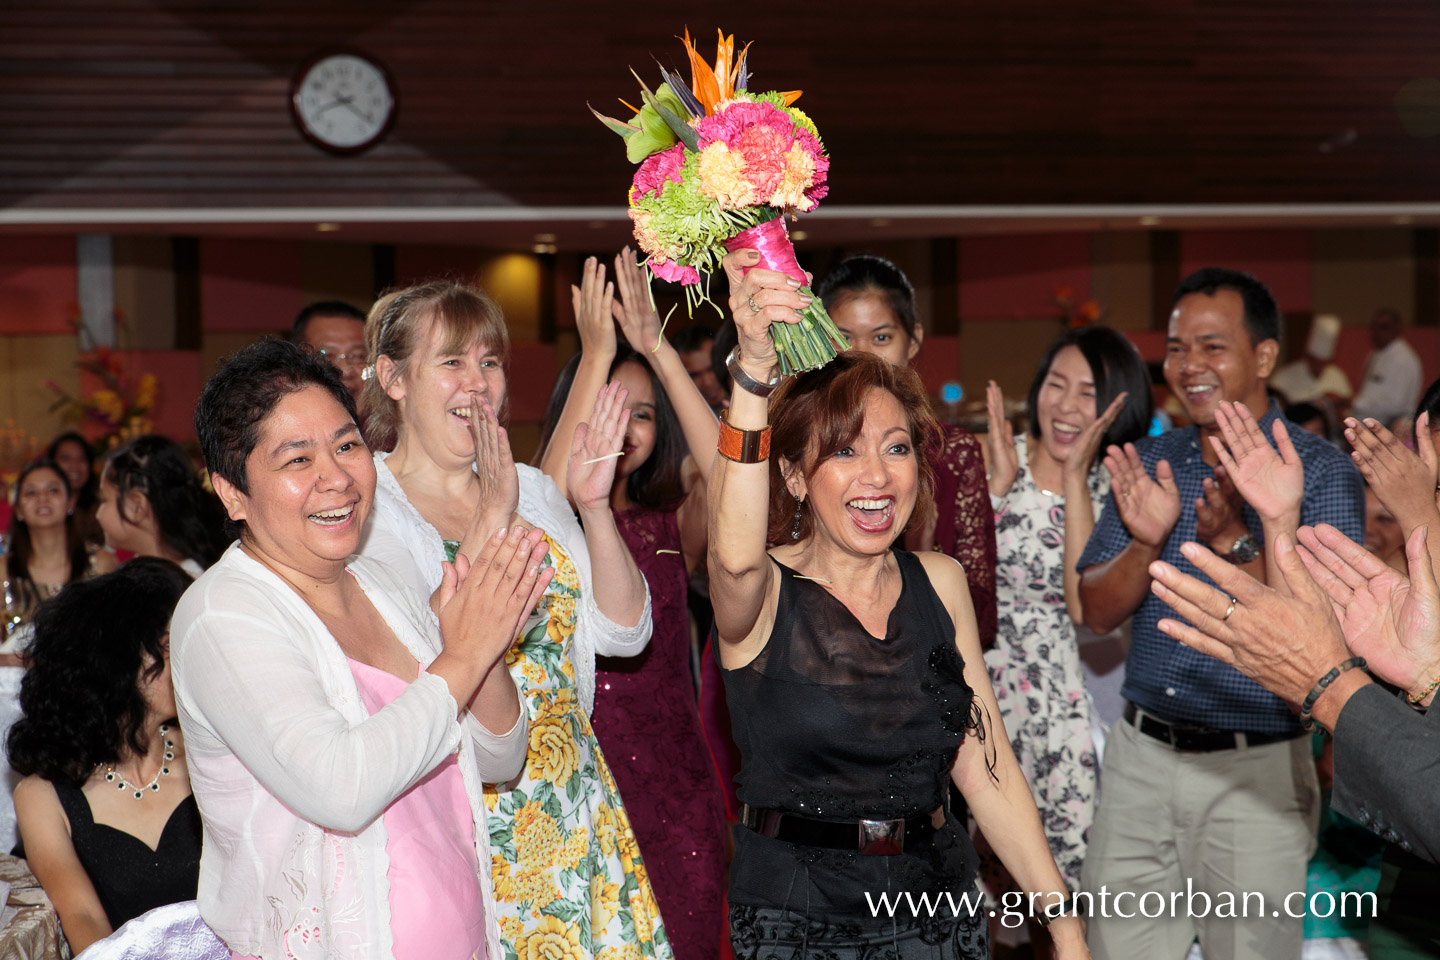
[695,100,797,152]
[648,257,700,286]
[631,144,686,199]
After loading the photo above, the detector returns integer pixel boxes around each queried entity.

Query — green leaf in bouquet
[588,103,641,139]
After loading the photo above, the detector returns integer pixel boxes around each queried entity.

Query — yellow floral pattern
[483,535,671,960]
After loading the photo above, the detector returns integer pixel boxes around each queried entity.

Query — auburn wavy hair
[765,351,940,544]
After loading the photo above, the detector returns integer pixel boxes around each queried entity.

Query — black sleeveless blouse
[53,784,202,930]
[721,549,983,916]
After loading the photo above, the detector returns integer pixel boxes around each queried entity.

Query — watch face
[291,51,395,153]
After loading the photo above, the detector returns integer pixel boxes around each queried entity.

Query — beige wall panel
[0,334,81,448]
[1311,229,1415,329]
[112,236,176,351]
[962,317,1066,403]
[479,254,542,342]
[1091,232,1154,331]
[202,331,273,381]
[300,242,376,316]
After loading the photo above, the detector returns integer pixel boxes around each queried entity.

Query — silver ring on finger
[748,295,761,314]
[1221,596,1237,621]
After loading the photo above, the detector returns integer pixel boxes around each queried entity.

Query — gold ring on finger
[1222,596,1237,621]
[748,295,761,314]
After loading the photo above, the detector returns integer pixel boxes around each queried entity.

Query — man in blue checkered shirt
[1076,268,1364,960]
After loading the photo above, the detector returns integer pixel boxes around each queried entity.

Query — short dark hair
[539,345,687,509]
[292,300,366,342]
[1172,267,1280,346]
[8,557,191,788]
[815,255,920,338]
[670,324,715,355]
[1025,327,1153,462]
[195,338,356,501]
[105,435,230,569]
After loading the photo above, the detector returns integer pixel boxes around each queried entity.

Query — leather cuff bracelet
[718,410,771,463]
[1300,656,1365,733]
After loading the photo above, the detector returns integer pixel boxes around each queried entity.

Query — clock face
[291,51,396,153]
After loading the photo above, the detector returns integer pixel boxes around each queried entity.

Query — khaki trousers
[1081,710,1320,960]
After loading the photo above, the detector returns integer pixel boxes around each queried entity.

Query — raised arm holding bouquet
[592,29,847,374]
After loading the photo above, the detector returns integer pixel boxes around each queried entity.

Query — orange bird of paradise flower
[679,28,800,115]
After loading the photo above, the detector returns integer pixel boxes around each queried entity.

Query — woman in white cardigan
[356,281,671,960]
[172,339,548,960]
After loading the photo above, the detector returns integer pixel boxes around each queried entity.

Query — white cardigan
[171,545,527,960]
[359,455,652,715]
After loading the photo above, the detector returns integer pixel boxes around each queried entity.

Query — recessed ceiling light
[791,230,808,242]
[1139,216,1161,227]
[532,243,557,254]
[534,232,557,243]
[315,222,341,232]
[870,218,891,228]
[1393,215,1414,225]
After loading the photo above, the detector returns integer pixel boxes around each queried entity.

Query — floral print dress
[982,435,1108,894]
[456,534,672,960]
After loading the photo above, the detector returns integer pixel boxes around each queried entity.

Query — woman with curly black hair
[9,557,199,954]
[95,434,229,576]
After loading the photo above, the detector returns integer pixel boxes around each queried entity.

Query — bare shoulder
[916,551,970,615]
[13,775,63,823]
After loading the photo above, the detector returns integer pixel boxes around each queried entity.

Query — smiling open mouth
[308,505,355,526]
[846,496,895,533]
[449,405,474,424]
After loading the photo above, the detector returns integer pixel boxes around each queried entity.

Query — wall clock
[290,49,396,154]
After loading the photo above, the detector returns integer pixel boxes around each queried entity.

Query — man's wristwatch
[1220,532,1260,565]
[725,347,782,398]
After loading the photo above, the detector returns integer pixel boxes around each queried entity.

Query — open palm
[1210,402,1303,522]
[1298,524,1440,692]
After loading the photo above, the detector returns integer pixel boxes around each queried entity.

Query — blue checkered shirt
[1077,402,1365,734]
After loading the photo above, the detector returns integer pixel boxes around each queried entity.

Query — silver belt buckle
[858,817,905,855]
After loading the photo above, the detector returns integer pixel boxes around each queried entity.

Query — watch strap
[718,410,771,463]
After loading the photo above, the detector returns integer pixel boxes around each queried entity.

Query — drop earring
[790,494,804,540]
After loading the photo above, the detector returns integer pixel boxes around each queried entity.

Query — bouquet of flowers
[592,29,848,374]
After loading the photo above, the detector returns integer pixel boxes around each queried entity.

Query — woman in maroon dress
[539,251,725,960]
[817,256,999,648]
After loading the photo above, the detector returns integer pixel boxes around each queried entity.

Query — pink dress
[231,658,486,960]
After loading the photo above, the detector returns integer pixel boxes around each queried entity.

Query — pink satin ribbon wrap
[725,217,806,285]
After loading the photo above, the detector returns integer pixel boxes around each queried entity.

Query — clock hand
[340,100,374,125]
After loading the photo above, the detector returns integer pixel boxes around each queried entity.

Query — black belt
[740,803,945,855]
[1124,702,1303,752]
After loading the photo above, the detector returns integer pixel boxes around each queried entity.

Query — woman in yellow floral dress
[356,281,671,960]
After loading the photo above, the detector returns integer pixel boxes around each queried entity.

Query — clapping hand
[1193,464,1247,551]
[1060,392,1127,486]
[1297,522,1440,702]
[437,525,555,668]
[1208,402,1303,524]
[612,247,664,355]
[985,381,1019,498]
[456,393,521,566]
[1344,413,1440,528]
[1103,443,1181,548]
[570,256,618,359]
[567,381,630,513]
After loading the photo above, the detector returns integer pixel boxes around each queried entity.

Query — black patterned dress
[721,550,989,960]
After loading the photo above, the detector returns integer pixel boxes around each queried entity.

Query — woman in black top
[710,250,1089,960]
[9,558,200,953]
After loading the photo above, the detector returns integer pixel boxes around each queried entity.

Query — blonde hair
[361,280,511,451]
